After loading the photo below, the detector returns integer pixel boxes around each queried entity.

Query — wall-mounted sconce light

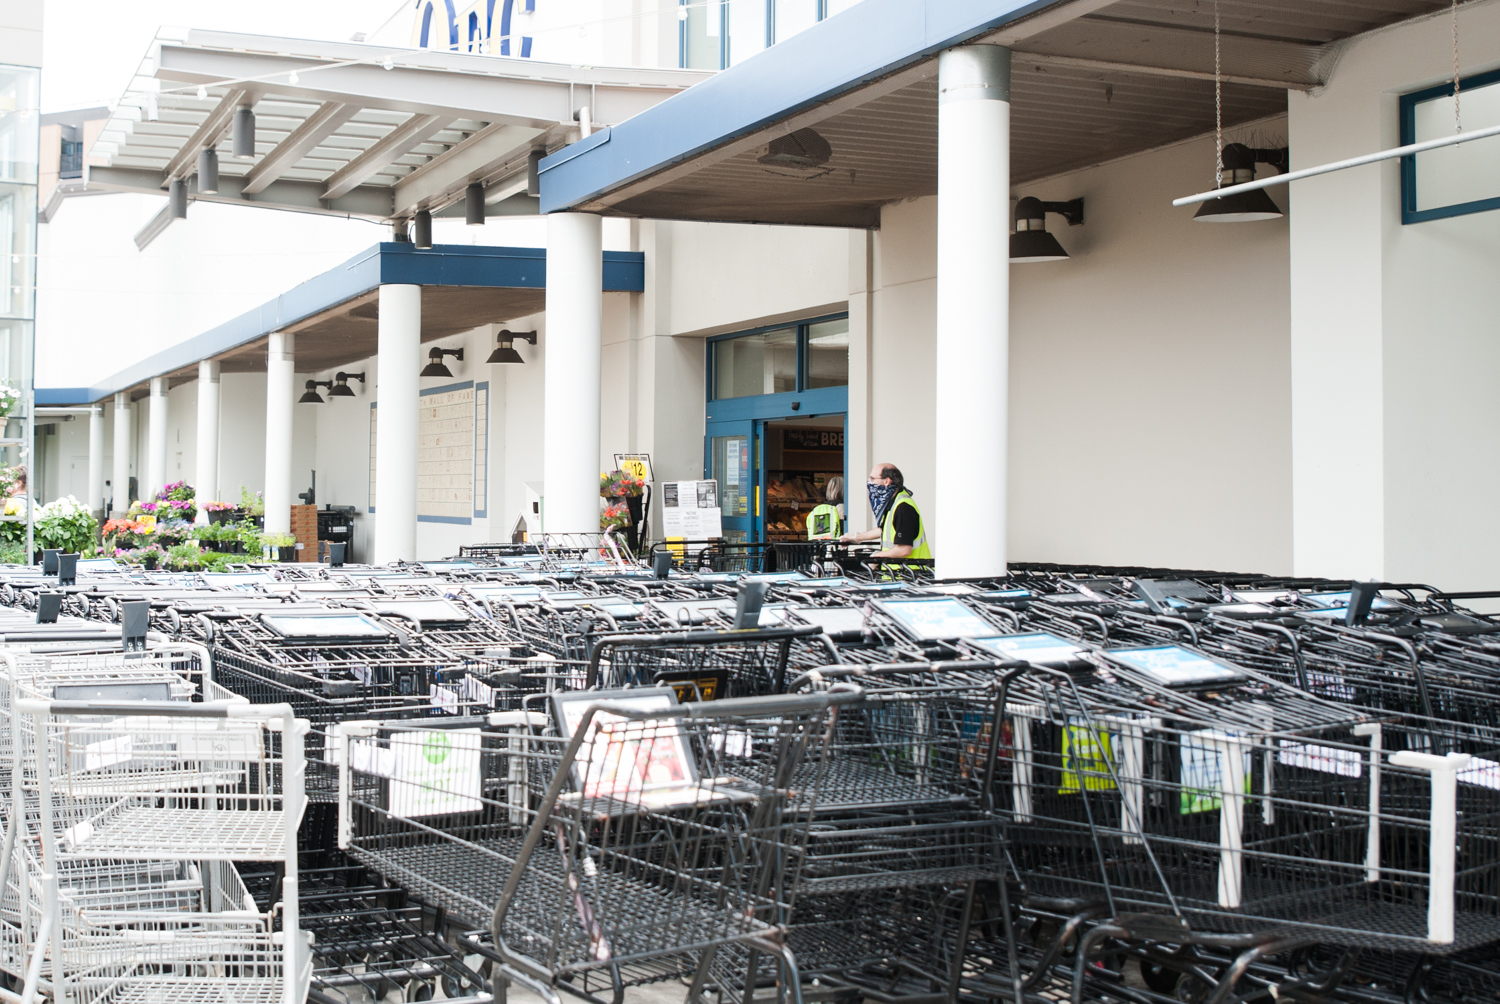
[328,371,366,398]
[421,346,463,378]
[1010,196,1084,263]
[486,329,538,364]
[299,379,332,404]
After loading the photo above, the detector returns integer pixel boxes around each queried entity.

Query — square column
[935,45,1010,579]
[264,333,295,536]
[543,212,603,534]
[195,360,221,522]
[373,284,421,563]
[111,392,130,515]
[147,376,168,500]
[87,406,104,518]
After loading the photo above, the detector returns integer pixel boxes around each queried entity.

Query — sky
[40,0,414,112]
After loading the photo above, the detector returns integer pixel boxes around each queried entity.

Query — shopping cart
[586,625,827,698]
[985,645,1500,1004]
[9,698,310,1004]
[336,689,860,1004]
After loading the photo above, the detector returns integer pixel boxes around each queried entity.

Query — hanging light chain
[1214,0,1223,188]
[1453,0,1462,133]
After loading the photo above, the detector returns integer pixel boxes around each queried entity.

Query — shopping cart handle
[14,698,297,721]
[1390,750,1473,772]
[487,711,549,728]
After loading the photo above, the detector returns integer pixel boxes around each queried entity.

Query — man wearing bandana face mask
[838,463,931,560]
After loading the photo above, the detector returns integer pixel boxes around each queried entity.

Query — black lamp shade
[487,343,525,364]
[1010,229,1070,263]
[328,382,356,398]
[465,183,485,226]
[420,361,453,378]
[298,381,324,404]
[1193,187,1283,222]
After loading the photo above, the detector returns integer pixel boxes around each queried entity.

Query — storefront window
[804,317,848,388]
[713,326,797,398]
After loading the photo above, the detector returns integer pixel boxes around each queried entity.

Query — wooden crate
[290,505,319,563]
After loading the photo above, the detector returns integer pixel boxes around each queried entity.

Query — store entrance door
[706,421,756,542]
[760,415,846,542]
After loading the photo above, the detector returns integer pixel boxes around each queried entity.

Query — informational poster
[659,480,723,539]
[389,728,482,818]
[418,384,476,520]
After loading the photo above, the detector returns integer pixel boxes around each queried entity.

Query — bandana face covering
[867,483,898,522]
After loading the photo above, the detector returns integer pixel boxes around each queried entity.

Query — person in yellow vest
[838,463,931,560]
[806,476,844,540]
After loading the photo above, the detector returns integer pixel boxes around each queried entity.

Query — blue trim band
[538,0,1054,213]
[420,379,475,397]
[418,515,474,524]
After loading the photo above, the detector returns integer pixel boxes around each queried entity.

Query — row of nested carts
[0,548,1496,1004]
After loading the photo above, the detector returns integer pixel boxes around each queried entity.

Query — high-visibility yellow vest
[880,494,931,560]
[807,504,841,540]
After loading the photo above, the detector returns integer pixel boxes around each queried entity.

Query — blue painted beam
[36,242,645,405]
[537,0,1051,214]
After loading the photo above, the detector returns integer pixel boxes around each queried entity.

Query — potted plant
[202,500,236,525]
[35,495,98,555]
[0,385,19,420]
[164,541,205,571]
[239,487,266,528]
[262,532,298,563]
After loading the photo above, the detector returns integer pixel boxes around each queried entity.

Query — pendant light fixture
[412,209,433,249]
[486,328,537,364]
[328,371,365,397]
[197,147,218,195]
[1192,0,1289,223]
[231,104,256,158]
[1192,143,1288,222]
[1010,197,1084,263]
[465,183,486,226]
[299,379,332,404]
[421,346,463,378]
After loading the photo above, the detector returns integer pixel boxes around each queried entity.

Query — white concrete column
[934,45,1010,579]
[87,406,104,516]
[147,376,169,500]
[543,212,603,534]
[373,285,421,563]
[264,333,295,536]
[111,392,130,514]
[194,360,221,522]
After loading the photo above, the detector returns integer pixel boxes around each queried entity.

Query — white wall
[1288,1,1500,588]
[869,123,1294,573]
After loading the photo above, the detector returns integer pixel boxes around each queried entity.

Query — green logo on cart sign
[423,732,451,765]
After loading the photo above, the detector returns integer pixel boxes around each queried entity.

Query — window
[714,327,797,398]
[709,314,848,400]
[804,318,848,389]
[1400,68,1500,224]
[682,0,840,69]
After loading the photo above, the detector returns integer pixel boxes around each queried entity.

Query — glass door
[706,421,756,542]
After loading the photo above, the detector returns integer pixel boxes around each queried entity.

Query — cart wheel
[405,978,435,1002]
[1140,960,1180,995]
[443,970,480,998]
[1174,973,1209,1003]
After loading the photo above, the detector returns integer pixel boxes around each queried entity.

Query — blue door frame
[705,386,848,542]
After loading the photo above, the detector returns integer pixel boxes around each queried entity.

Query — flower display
[201,500,235,512]
[600,470,647,498]
[0,385,20,420]
[600,501,631,530]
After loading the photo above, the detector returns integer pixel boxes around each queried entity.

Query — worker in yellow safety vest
[839,463,931,560]
[806,475,844,540]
